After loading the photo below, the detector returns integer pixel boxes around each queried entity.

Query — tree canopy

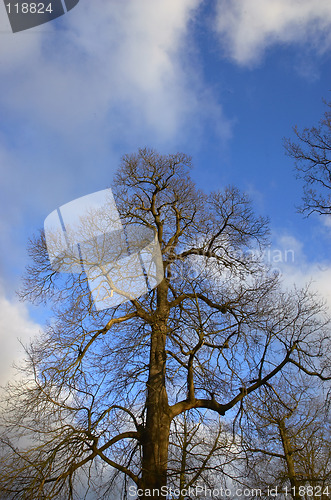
[0,148,330,499]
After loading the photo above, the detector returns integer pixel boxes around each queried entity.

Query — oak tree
[0,149,330,499]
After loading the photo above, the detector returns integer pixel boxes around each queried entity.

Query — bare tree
[167,410,242,499]
[240,373,331,500]
[0,148,330,499]
[285,100,331,216]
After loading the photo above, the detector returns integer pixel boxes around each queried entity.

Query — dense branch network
[0,148,330,499]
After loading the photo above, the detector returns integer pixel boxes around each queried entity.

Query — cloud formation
[270,233,331,311]
[0,0,215,144]
[0,287,40,387]
[215,0,331,65]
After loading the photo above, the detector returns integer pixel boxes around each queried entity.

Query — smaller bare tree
[240,373,331,500]
[167,410,243,499]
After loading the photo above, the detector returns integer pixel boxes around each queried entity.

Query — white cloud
[0,286,40,387]
[269,233,331,309]
[0,0,227,145]
[214,0,331,66]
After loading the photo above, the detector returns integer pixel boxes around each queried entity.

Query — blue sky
[0,0,331,385]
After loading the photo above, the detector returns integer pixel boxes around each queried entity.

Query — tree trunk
[140,286,171,499]
[279,420,301,500]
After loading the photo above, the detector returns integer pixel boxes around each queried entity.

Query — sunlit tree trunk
[140,281,171,499]
[279,419,301,500]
